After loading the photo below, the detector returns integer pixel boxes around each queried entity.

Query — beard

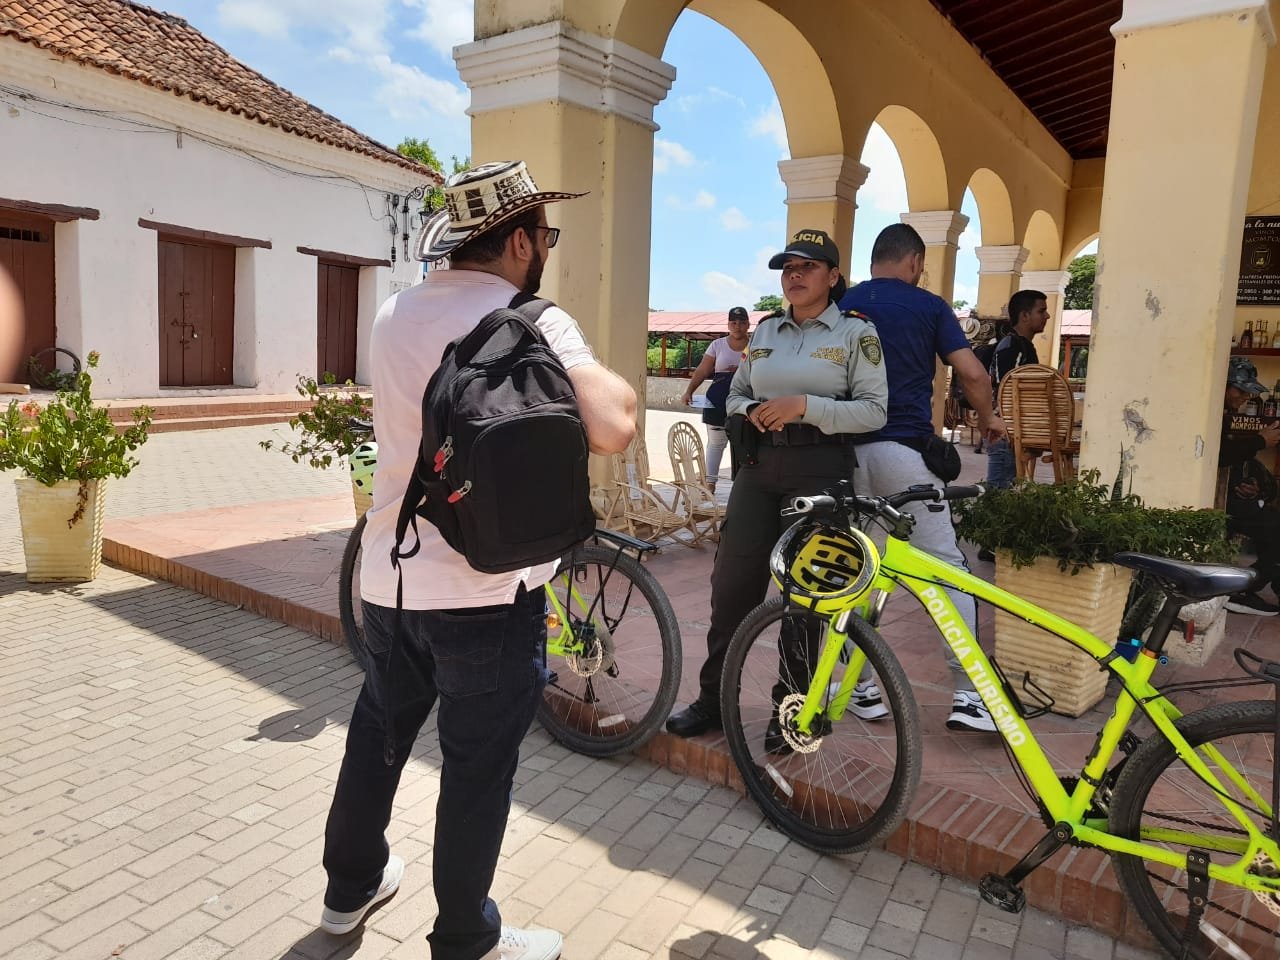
[522,246,545,295]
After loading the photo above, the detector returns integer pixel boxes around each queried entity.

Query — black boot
[666,698,722,737]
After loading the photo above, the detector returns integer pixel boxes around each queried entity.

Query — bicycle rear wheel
[1109,700,1280,958]
[338,515,368,668]
[537,543,681,757]
[720,597,922,854]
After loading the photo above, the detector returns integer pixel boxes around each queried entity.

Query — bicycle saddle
[1112,552,1257,600]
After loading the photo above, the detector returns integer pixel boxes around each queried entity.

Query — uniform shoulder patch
[842,309,870,321]
[858,335,882,366]
[748,347,773,362]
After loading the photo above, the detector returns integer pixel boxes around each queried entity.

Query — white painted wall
[0,41,429,397]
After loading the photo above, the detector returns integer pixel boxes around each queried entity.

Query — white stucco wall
[0,41,430,397]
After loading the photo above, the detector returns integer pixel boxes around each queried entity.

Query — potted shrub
[953,469,1235,715]
[0,352,152,582]
[260,374,374,516]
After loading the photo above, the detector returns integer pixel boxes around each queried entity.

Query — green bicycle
[338,425,681,758]
[720,479,1280,958]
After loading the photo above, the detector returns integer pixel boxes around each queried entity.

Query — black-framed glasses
[529,225,560,248]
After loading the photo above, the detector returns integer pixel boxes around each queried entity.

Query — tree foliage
[754,294,784,311]
[396,138,471,210]
[1064,254,1096,310]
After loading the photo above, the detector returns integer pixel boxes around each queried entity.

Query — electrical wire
[0,81,431,225]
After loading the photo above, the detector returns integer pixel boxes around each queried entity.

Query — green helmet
[349,442,378,494]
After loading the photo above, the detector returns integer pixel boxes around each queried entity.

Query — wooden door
[158,237,235,386]
[317,261,358,382]
[0,212,55,384]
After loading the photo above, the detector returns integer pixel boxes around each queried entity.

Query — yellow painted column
[1082,0,1273,506]
[974,245,1029,320]
[455,21,676,417]
[1020,269,1069,368]
[777,156,868,278]
[901,210,970,432]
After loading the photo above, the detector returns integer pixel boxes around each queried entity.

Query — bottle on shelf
[1265,394,1277,420]
[1241,322,1254,349]
[1245,396,1261,416]
[1272,331,1280,349]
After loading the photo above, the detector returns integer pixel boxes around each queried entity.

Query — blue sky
[151,2,1004,312]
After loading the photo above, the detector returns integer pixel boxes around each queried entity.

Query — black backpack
[392,292,594,575]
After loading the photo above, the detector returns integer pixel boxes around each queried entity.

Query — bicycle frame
[794,531,1280,896]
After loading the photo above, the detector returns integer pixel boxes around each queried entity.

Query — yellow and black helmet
[770,521,879,614]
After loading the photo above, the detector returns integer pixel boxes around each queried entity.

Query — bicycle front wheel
[338,514,368,668]
[537,543,681,757]
[1110,699,1280,958]
[721,597,922,854]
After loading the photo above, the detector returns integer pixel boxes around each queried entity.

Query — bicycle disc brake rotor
[777,693,824,755]
[564,621,615,678]
[1250,851,1280,917]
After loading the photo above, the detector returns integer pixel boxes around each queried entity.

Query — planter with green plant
[953,469,1236,714]
[259,374,374,516]
[0,352,152,582]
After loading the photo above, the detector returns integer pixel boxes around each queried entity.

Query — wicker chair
[608,436,692,544]
[996,364,1079,482]
[667,421,724,544]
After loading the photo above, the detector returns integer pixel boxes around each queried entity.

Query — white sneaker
[320,854,404,935]
[946,690,996,733]
[478,926,563,960]
[844,679,889,721]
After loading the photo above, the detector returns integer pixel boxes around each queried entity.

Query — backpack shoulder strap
[508,292,556,325]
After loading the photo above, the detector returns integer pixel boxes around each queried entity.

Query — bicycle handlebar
[785,482,988,524]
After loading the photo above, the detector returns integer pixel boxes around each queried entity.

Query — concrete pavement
[0,422,1162,959]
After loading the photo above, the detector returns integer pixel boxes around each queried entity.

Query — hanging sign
[1238,216,1280,305]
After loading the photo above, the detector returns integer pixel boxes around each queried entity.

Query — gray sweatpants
[853,440,976,693]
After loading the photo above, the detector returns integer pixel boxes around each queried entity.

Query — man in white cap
[319,161,636,960]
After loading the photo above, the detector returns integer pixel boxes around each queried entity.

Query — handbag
[897,435,961,483]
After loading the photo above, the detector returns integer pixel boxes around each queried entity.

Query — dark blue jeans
[322,585,547,960]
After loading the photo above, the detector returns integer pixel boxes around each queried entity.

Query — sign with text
[1238,216,1280,305]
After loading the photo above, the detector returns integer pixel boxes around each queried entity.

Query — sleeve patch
[810,346,848,366]
[859,335,882,366]
[748,347,773,362]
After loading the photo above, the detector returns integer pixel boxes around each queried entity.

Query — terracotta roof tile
[0,0,442,178]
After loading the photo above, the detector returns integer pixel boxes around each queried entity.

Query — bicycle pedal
[978,873,1025,913]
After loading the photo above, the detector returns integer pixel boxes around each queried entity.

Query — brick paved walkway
[1,422,1168,959]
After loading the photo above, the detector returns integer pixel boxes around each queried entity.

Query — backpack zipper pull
[433,437,454,474]
[447,480,472,503]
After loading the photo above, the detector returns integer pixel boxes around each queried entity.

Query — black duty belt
[760,423,851,447]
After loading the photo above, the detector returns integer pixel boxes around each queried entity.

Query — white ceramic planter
[993,552,1133,717]
[15,478,106,582]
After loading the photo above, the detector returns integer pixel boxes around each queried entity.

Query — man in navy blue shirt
[840,223,1007,732]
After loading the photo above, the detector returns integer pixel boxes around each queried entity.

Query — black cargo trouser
[697,440,856,707]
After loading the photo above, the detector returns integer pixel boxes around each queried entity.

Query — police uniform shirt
[725,301,888,436]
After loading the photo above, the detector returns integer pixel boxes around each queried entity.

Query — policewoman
[666,229,889,738]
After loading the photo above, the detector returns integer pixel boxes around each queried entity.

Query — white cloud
[702,271,762,310]
[665,190,716,211]
[356,52,470,119]
[958,223,979,251]
[749,100,788,155]
[217,1,290,37]
[653,138,695,174]
[405,0,475,60]
[953,281,978,307]
[675,86,746,113]
[858,123,908,215]
[720,207,750,231]
[217,0,468,132]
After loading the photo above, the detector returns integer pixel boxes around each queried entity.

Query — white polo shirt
[360,268,596,610]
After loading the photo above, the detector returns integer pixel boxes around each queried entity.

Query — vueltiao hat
[416,160,586,262]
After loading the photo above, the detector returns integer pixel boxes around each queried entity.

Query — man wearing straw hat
[319,161,636,960]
